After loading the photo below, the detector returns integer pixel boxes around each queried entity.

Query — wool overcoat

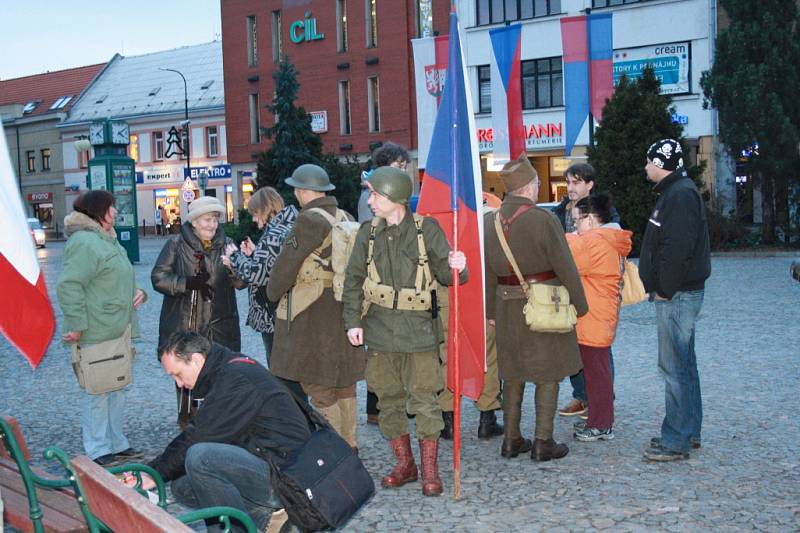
[267,196,365,387]
[484,196,588,383]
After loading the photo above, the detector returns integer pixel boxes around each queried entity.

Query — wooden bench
[69,454,257,533]
[0,415,88,533]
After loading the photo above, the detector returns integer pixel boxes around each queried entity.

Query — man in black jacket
[638,139,710,462]
[136,331,310,532]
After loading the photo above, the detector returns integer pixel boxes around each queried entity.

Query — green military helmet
[367,166,413,205]
[284,163,335,191]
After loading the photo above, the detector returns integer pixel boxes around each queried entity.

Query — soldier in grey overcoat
[484,153,588,461]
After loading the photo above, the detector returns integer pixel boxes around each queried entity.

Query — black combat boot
[477,410,504,439]
[440,411,454,440]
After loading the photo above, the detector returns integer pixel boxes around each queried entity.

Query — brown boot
[531,438,569,461]
[500,436,532,458]
[381,434,418,488]
[419,439,443,496]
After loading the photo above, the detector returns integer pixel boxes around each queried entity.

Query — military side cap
[499,153,538,191]
[367,166,413,205]
[284,164,335,191]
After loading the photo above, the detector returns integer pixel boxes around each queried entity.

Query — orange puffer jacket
[566,226,633,348]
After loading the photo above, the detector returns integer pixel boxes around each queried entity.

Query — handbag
[494,214,577,333]
[71,325,135,395]
[620,259,647,306]
[267,400,374,531]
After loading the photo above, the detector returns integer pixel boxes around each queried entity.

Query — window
[22,101,40,114]
[417,0,433,38]
[200,80,214,90]
[249,93,261,144]
[368,77,380,132]
[40,149,51,171]
[272,11,282,62]
[129,134,139,162]
[49,96,72,110]
[207,126,219,157]
[148,87,161,96]
[247,15,258,67]
[78,149,90,169]
[26,151,35,172]
[521,57,563,109]
[476,0,560,25]
[154,131,165,160]
[365,0,377,48]
[337,0,348,52]
[593,0,647,6]
[338,81,351,135]
[478,65,492,113]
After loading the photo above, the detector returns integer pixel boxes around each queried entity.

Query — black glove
[186,271,211,291]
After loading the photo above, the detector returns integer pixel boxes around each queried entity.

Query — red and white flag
[0,122,55,368]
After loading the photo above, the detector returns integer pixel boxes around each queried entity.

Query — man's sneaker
[93,453,122,467]
[650,436,701,450]
[574,427,614,442]
[558,399,587,417]
[115,447,145,460]
[643,446,689,462]
[573,420,587,430]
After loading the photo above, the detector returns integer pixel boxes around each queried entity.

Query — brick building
[221,0,450,211]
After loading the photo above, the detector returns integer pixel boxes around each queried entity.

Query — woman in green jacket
[57,190,146,467]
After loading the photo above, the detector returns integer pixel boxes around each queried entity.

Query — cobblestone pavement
[2,237,799,532]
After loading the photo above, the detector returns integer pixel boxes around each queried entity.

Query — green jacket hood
[63,211,117,240]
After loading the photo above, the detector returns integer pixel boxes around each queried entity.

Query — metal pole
[160,68,191,179]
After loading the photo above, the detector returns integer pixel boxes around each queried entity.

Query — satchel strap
[493,213,530,297]
[227,357,257,365]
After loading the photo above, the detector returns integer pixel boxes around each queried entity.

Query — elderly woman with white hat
[151,196,246,428]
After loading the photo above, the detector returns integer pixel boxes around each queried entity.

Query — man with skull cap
[639,139,710,462]
[484,153,587,461]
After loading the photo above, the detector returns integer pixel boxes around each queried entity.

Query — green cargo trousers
[365,350,444,441]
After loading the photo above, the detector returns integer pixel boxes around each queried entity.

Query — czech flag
[588,13,614,121]
[489,23,525,164]
[0,122,55,368]
[416,10,485,403]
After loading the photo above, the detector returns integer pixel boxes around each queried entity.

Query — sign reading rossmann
[477,122,564,152]
[27,192,53,203]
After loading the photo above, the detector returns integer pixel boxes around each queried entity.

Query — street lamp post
[159,67,191,180]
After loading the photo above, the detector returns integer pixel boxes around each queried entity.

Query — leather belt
[497,271,556,285]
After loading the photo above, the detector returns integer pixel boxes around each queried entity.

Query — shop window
[207,126,219,158]
[41,148,51,171]
[337,0,348,52]
[521,57,563,109]
[339,81,351,135]
[26,151,35,172]
[272,11,282,62]
[368,77,380,133]
[154,131,165,161]
[249,94,261,144]
[247,15,258,67]
[476,0,561,25]
[478,65,491,113]
[365,0,377,48]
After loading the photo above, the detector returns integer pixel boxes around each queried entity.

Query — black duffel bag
[269,406,374,532]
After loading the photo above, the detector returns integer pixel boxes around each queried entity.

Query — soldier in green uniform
[342,167,467,497]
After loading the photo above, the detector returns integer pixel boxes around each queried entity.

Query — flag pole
[448,1,462,501]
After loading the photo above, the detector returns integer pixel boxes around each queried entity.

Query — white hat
[187,196,225,222]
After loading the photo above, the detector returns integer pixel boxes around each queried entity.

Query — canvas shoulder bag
[71,324,135,395]
[620,258,647,306]
[494,214,577,333]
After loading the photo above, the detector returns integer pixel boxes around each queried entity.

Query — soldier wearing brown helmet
[485,153,588,461]
[267,164,364,450]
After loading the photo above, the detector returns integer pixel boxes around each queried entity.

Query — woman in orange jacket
[566,193,632,442]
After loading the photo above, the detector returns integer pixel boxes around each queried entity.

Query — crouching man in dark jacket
[134,331,311,532]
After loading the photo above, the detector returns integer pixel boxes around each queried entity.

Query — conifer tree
[588,68,699,255]
[700,0,800,243]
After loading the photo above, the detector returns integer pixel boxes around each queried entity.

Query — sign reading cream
[613,42,691,95]
[291,11,324,43]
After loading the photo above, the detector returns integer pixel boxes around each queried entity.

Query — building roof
[64,41,224,125]
[0,63,106,119]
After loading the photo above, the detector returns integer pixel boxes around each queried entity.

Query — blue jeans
[570,348,615,403]
[82,388,130,460]
[171,442,279,533]
[655,290,704,453]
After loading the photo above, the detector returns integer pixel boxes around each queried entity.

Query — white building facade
[454,0,729,206]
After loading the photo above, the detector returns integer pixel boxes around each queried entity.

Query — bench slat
[72,455,193,533]
[0,464,86,521]
[1,480,88,533]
